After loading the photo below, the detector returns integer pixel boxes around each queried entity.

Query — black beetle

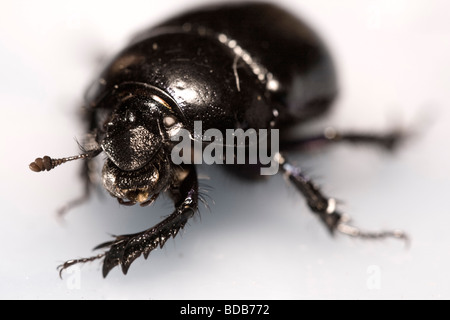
[30,2,407,277]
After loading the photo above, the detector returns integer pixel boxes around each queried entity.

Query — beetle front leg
[277,153,408,243]
[281,127,406,152]
[58,165,198,278]
[57,157,98,216]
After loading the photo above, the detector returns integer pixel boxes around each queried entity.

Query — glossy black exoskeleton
[29,2,407,277]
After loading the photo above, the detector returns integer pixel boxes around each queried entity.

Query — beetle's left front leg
[277,153,408,243]
[281,127,406,152]
[58,165,198,278]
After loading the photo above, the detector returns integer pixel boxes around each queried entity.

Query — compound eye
[162,115,183,139]
[163,115,177,128]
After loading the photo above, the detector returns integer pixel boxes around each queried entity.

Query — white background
[1,0,449,299]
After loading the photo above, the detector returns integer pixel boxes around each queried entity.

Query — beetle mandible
[29,2,407,277]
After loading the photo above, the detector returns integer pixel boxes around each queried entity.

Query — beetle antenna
[29,153,91,173]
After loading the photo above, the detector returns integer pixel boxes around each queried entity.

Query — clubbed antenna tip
[29,154,89,173]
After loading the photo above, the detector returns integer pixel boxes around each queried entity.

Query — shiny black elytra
[30,2,407,278]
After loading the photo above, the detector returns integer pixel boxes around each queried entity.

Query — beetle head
[29,83,184,206]
[101,95,163,171]
[99,83,183,205]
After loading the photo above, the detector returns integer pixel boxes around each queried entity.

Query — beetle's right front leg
[58,164,199,278]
